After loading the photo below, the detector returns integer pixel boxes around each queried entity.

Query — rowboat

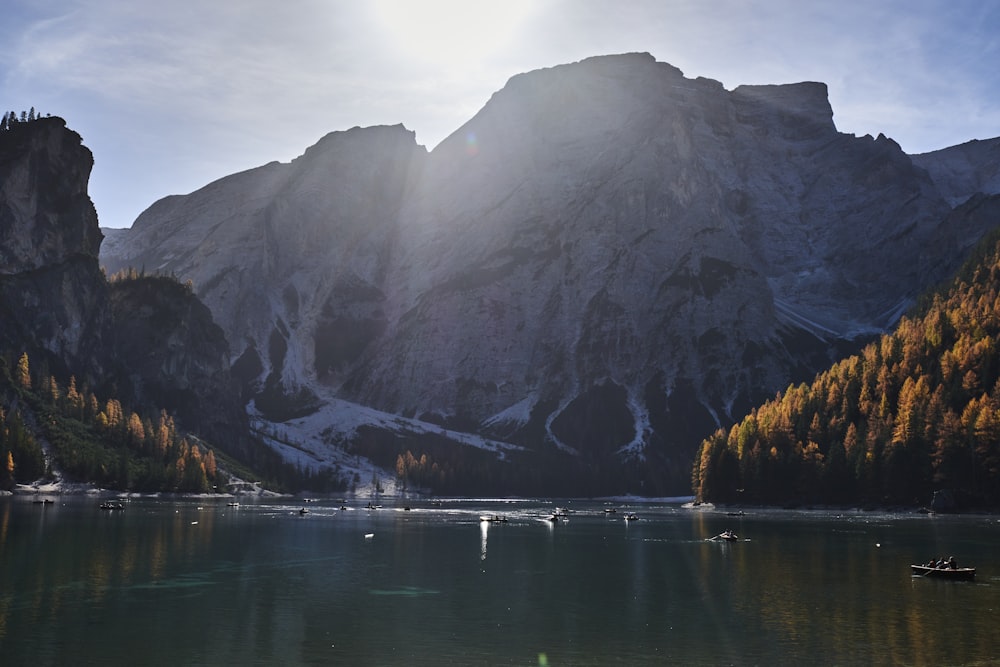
[910,564,975,580]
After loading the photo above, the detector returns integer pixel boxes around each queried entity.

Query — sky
[3,0,999,229]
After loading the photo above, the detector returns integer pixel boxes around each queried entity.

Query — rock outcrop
[0,117,248,457]
[101,54,1000,493]
[0,118,111,376]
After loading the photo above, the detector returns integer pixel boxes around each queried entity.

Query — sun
[371,0,534,69]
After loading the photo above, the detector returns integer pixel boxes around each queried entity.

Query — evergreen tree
[17,353,31,390]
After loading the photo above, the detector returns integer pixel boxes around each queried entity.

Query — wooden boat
[911,564,975,580]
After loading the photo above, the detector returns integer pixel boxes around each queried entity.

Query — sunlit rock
[100,54,1000,493]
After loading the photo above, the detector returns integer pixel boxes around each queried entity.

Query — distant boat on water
[911,564,975,580]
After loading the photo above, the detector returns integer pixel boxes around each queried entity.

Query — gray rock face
[0,118,103,274]
[100,54,1000,493]
[0,117,248,458]
[911,137,1000,206]
[104,125,424,409]
[0,118,110,373]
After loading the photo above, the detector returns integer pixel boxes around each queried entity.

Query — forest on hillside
[692,228,1000,509]
[0,276,345,495]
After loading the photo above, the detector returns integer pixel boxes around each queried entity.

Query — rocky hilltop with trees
[0,115,321,493]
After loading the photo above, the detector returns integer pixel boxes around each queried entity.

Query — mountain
[693,206,1000,509]
[911,137,1000,207]
[100,53,1000,495]
[0,116,250,468]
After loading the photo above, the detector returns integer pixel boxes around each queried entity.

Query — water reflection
[0,500,997,665]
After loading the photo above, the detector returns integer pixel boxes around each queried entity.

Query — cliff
[0,117,250,465]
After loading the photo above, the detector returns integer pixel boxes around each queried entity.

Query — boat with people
[480,514,508,523]
[99,501,125,510]
[911,557,975,580]
[623,512,639,521]
[715,529,738,541]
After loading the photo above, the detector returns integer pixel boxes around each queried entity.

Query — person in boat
[948,556,957,569]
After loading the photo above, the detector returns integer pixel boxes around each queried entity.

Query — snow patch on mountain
[481,395,536,429]
[250,386,525,476]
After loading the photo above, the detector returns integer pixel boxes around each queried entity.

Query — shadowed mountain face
[101,53,1000,493]
[0,117,249,458]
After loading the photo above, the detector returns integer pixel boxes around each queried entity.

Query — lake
[1,496,997,666]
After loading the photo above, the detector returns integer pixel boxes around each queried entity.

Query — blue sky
[3,0,998,229]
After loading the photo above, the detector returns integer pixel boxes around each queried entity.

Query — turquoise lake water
[1,497,997,665]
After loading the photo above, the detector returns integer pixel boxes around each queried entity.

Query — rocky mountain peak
[100,55,1000,495]
[732,81,834,135]
[0,117,102,274]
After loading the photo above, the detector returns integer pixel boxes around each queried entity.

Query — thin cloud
[5,0,999,227]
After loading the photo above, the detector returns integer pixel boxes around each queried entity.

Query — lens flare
[371,0,535,69]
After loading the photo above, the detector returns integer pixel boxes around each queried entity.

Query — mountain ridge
[100,53,1000,494]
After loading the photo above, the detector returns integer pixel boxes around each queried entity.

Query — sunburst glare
[371,0,535,69]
